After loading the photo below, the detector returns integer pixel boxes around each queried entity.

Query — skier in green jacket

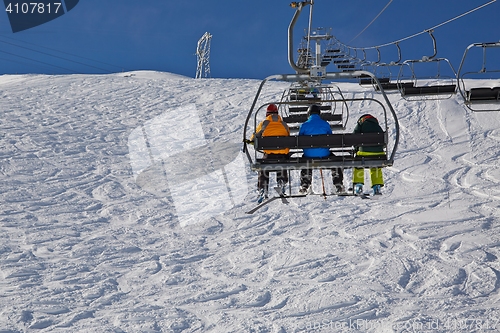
[352,114,385,195]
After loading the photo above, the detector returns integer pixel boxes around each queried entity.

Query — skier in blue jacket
[298,104,344,194]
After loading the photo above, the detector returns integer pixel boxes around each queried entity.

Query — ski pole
[319,169,327,199]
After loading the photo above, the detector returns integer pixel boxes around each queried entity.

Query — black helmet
[307,104,321,117]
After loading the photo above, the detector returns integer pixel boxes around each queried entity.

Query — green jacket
[353,116,385,153]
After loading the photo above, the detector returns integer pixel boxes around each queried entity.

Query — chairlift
[456,42,500,112]
[397,31,457,100]
[242,71,399,172]
[352,49,375,73]
[242,2,399,173]
[340,48,362,72]
[279,83,349,135]
[319,42,348,67]
[359,48,384,85]
[359,44,411,91]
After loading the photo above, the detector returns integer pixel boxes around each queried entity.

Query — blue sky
[0,0,499,79]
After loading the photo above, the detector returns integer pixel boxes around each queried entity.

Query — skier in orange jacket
[251,104,290,202]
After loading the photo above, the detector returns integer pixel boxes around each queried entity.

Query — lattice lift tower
[196,32,212,79]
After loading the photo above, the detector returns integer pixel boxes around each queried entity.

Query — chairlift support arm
[423,30,437,61]
[394,43,402,64]
[375,48,381,64]
[288,1,313,74]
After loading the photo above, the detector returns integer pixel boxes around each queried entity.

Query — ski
[307,192,340,197]
[245,196,281,214]
[274,186,289,204]
[337,192,371,199]
[368,193,382,199]
[341,187,380,199]
[245,193,307,214]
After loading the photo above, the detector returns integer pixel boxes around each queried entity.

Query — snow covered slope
[1,71,500,332]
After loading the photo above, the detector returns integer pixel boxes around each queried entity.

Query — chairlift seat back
[402,84,456,96]
[467,87,500,101]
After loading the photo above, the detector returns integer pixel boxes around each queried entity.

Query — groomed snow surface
[1,71,500,332]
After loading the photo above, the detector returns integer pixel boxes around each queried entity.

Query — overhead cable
[343,0,497,51]
[0,37,113,73]
[0,33,132,74]
[0,49,79,73]
[348,0,393,43]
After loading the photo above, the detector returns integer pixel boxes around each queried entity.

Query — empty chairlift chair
[280,85,347,135]
[397,31,458,100]
[457,42,500,112]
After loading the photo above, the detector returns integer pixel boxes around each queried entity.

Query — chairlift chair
[397,58,457,98]
[457,42,500,112]
[363,63,409,91]
[397,31,457,100]
[359,44,411,91]
[242,71,400,172]
[280,83,348,135]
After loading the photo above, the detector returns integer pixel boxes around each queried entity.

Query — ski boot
[299,185,310,195]
[372,184,382,195]
[354,183,364,195]
[257,188,268,203]
[277,180,287,196]
[334,183,345,194]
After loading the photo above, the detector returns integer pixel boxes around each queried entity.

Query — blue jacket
[298,114,332,158]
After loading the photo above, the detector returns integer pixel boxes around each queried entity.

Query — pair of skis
[246,188,380,214]
[305,191,376,200]
[246,187,306,214]
[337,192,371,199]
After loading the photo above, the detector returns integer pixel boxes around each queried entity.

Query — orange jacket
[252,114,290,154]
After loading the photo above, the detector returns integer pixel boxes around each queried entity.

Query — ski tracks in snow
[2,75,500,332]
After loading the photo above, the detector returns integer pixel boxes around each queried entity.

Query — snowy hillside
[1,71,500,332]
